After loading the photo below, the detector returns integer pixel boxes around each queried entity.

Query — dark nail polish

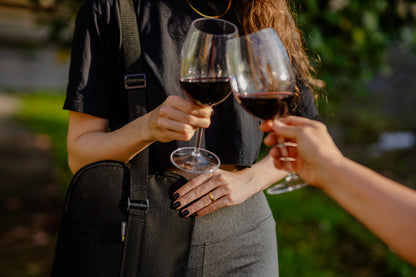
[173,201,181,209]
[172,193,180,200]
[180,210,189,217]
[191,212,197,218]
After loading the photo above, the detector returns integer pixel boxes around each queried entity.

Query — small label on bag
[124,73,146,89]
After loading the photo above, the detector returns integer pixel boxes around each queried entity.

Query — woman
[64,0,324,275]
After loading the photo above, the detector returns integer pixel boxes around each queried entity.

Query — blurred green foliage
[268,187,416,276]
[13,92,71,194]
[291,0,416,102]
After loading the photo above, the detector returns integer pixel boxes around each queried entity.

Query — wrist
[316,155,348,191]
[135,113,155,144]
[238,157,288,193]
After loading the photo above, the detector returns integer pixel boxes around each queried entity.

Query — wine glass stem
[193,128,204,156]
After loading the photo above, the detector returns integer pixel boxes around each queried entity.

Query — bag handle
[118,0,148,276]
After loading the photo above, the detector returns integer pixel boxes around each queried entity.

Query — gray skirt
[185,192,279,277]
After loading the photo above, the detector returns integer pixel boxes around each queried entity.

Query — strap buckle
[124,73,146,89]
[127,197,149,212]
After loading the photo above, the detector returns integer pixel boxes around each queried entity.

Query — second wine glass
[170,18,238,174]
[227,28,308,194]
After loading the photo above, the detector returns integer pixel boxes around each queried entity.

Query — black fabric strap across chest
[118,0,149,276]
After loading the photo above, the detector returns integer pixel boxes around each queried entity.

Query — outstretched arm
[261,116,416,266]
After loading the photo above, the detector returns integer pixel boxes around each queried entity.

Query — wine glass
[170,18,238,174]
[226,28,308,194]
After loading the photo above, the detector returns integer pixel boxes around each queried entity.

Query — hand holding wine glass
[227,28,308,194]
[170,18,237,174]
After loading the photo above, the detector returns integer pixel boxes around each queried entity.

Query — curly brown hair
[233,0,325,105]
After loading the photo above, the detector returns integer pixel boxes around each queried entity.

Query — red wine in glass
[180,77,231,106]
[236,91,293,120]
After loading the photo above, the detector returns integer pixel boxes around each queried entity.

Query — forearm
[321,157,416,265]
[68,114,153,173]
[240,154,288,193]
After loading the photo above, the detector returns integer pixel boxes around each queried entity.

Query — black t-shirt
[64,0,318,169]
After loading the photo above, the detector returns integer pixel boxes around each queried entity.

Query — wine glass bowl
[227,28,308,194]
[170,18,238,174]
[180,77,231,106]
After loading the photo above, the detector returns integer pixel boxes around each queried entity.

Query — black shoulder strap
[118,0,148,276]
[120,0,147,121]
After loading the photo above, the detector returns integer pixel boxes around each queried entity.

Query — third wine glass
[227,28,308,194]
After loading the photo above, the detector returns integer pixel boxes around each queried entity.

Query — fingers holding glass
[269,141,298,173]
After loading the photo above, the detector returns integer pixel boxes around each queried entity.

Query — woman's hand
[145,95,213,143]
[172,169,258,218]
[66,95,212,173]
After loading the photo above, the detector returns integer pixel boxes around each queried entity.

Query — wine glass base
[170,147,220,174]
[266,173,308,195]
